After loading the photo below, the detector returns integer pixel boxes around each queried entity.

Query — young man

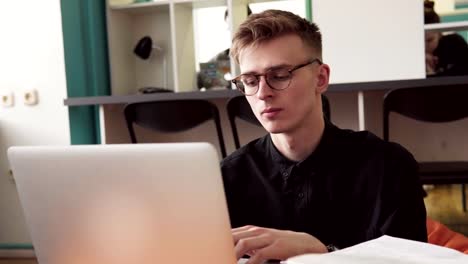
[221,9,427,264]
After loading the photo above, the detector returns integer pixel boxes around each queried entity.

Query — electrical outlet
[24,89,39,105]
[1,91,14,107]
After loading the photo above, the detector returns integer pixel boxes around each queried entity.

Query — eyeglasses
[231,58,323,96]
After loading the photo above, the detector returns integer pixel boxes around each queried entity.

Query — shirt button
[282,172,289,177]
[298,192,304,198]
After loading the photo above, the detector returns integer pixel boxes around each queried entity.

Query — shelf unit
[424,21,468,32]
[105,0,240,95]
[105,0,305,95]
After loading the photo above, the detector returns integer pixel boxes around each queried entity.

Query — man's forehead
[238,39,316,73]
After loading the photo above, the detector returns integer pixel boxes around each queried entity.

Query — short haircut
[424,0,440,24]
[230,9,322,64]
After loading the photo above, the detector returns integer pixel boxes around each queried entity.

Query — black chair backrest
[124,99,227,157]
[227,94,332,149]
[227,95,261,127]
[383,84,468,141]
[322,94,331,121]
[227,96,262,149]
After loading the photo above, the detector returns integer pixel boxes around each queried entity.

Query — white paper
[286,235,468,264]
[238,258,248,264]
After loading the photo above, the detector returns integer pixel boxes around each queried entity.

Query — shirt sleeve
[379,143,428,242]
[220,158,243,228]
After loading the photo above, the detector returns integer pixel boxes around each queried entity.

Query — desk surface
[0,249,35,259]
[64,75,468,106]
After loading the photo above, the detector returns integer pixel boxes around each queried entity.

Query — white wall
[313,0,426,84]
[0,0,70,243]
[434,0,455,13]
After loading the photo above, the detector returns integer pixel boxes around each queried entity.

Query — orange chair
[427,218,468,254]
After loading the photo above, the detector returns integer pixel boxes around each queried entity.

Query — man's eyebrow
[241,63,292,75]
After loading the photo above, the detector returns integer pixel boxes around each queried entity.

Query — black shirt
[221,121,427,249]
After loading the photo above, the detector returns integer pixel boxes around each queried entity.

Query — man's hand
[232,225,327,264]
[425,53,439,75]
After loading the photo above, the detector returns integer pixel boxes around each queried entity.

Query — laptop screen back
[8,143,236,264]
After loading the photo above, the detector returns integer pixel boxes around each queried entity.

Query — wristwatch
[326,244,339,252]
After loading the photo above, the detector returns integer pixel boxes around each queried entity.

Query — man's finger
[246,243,284,264]
[232,227,264,244]
[235,235,271,259]
[232,225,255,233]
[245,252,265,264]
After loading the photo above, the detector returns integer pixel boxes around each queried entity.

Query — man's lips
[261,108,282,116]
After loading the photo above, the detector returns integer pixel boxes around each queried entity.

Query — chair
[322,94,331,122]
[227,94,332,149]
[124,99,227,158]
[383,84,468,211]
[226,95,262,149]
[427,217,468,254]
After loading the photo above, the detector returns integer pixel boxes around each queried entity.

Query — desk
[0,248,36,264]
[64,76,468,106]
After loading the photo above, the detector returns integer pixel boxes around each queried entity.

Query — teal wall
[60,0,111,144]
[456,3,468,9]
[306,0,312,21]
[441,12,468,42]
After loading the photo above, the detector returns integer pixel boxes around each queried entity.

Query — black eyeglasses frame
[231,58,323,96]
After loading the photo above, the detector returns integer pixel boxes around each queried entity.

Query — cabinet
[105,0,307,95]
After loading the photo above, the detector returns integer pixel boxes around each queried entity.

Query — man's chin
[264,124,286,134]
[260,119,292,134]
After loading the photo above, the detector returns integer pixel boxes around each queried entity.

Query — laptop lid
[8,143,236,264]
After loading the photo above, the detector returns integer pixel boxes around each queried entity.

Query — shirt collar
[265,119,336,168]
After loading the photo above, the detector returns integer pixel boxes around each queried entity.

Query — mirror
[192,0,306,91]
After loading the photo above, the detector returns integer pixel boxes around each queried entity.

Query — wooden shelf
[424,21,468,32]
[64,89,240,106]
[109,1,170,13]
[0,249,35,259]
[109,0,227,13]
[173,0,226,9]
[64,75,468,106]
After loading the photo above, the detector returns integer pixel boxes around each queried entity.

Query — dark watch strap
[326,244,339,252]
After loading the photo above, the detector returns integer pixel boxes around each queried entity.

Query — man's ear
[316,64,330,94]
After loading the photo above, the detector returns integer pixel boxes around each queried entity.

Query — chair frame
[227,96,262,149]
[383,84,468,211]
[124,99,227,158]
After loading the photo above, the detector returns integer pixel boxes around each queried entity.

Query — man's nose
[256,76,274,100]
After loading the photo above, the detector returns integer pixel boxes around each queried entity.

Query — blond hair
[230,9,322,64]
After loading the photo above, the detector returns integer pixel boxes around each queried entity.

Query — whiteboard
[313,0,425,84]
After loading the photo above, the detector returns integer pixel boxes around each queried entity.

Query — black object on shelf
[138,87,173,94]
[133,36,168,89]
[134,36,153,60]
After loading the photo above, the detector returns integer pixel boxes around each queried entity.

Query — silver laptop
[8,143,237,264]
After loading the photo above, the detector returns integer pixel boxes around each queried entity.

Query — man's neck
[271,115,325,162]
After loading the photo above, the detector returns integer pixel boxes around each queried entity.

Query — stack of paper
[286,235,468,264]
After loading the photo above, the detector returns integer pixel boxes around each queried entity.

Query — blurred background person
[425,0,468,76]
